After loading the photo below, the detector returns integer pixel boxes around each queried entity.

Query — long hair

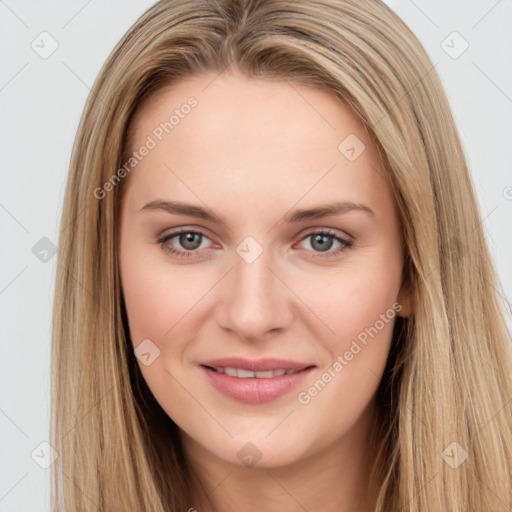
[51,0,512,510]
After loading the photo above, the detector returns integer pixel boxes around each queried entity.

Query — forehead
[131,72,368,154]
[123,72,389,216]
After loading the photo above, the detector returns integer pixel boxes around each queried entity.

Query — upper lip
[200,357,315,372]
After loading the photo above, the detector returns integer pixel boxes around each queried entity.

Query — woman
[51,0,512,510]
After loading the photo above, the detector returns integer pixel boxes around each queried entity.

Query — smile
[200,364,315,404]
[206,366,304,378]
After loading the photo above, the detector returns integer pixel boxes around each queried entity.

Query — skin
[118,71,412,512]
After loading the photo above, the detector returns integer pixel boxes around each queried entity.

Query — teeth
[237,368,255,378]
[224,367,238,377]
[211,367,302,378]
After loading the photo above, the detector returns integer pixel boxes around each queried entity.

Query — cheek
[119,246,211,404]
[292,250,402,400]
[120,255,212,347]
[294,256,401,421]
[298,252,402,346]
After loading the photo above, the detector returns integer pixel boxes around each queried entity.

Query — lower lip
[200,365,315,404]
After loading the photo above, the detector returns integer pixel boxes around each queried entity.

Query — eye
[157,228,216,259]
[296,229,353,259]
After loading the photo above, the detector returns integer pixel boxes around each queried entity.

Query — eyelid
[296,226,353,243]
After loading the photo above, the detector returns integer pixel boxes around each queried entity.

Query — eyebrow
[139,199,375,224]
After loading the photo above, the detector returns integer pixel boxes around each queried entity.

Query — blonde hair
[51,0,512,510]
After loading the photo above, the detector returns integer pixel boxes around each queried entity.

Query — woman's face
[119,71,411,469]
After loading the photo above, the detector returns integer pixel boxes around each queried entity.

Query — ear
[396,276,414,318]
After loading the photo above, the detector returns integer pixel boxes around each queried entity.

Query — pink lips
[199,357,316,404]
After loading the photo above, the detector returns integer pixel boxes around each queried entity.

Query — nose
[216,244,295,341]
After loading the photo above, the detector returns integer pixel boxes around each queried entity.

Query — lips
[199,357,316,404]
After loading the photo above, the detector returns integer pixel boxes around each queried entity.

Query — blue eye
[297,229,353,259]
[157,228,353,259]
[157,229,212,258]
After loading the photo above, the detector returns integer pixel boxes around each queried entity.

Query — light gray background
[1,1,511,510]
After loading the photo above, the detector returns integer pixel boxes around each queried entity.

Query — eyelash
[157,227,353,260]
